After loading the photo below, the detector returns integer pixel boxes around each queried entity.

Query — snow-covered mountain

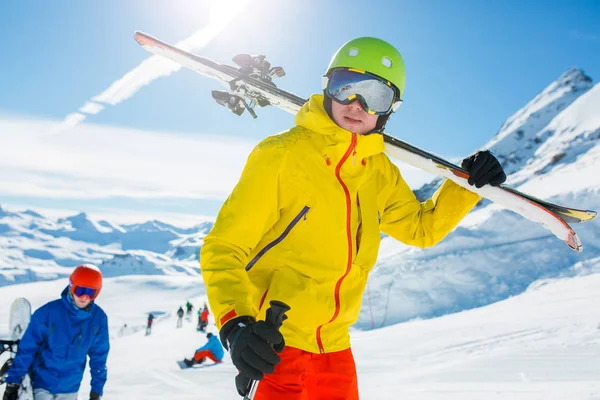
[414,67,594,200]
[0,208,213,285]
[358,71,600,328]
[1,68,599,333]
[485,67,593,175]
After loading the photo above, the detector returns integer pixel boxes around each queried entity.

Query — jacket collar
[295,94,385,160]
[61,287,94,321]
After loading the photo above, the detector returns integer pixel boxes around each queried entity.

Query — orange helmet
[69,264,103,300]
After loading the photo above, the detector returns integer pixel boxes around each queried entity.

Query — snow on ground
[1,269,599,399]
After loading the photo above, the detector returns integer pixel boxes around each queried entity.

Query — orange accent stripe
[316,133,358,353]
[258,290,269,311]
[220,309,238,326]
[451,169,470,179]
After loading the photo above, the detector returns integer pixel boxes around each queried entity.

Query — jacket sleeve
[6,307,48,384]
[196,341,210,352]
[88,311,110,395]
[200,138,285,329]
[380,162,481,248]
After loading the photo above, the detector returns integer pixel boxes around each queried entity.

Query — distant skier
[177,306,184,328]
[3,264,108,400]
[200,37,507,399]
[146,313,155,335]
[197,304,209,331]
[185,301,193,316]
[183,333,224,367]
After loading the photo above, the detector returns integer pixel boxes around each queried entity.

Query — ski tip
[586,210,597,220]
[566,232,583,252]
[133,31,154,47]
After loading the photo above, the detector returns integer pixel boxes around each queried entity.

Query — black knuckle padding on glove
[224,318,285,381]
[461,150,506,188]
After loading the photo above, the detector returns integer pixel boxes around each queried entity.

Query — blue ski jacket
[196,335,224,360]
[7,287,110,395]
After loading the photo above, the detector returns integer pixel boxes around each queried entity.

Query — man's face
[73,294,92,308]
[331,99,379,134]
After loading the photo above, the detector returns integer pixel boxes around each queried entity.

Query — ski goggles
[324,68,402,115]
[71,285,99,300]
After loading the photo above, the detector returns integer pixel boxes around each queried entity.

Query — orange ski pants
[254,346,359,400]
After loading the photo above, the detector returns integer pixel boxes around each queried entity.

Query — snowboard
[176,360,221,370]
[133,31,597,252]
[9,298,31,341]
[2,298,33,400]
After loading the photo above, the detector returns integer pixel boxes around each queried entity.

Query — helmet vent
[382,56,392,68]
[347,48,359,56]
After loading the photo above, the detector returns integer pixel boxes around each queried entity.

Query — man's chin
[340,120,363,132]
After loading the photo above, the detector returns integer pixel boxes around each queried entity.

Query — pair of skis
[133,31,596,252]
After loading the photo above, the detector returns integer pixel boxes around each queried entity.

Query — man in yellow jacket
[200,37,506,400]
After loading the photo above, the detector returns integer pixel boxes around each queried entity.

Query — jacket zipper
[245,206,311,271]
[316,133,357,354]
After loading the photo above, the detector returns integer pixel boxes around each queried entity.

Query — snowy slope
[1,268,599,399]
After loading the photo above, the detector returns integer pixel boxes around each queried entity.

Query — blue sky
[1,0,599,225]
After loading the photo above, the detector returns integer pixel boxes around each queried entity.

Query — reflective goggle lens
[73,285,98,299]
[326,69,398,115]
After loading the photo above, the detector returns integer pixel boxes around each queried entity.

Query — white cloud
[79,102,104,115]
[0,118,255,200]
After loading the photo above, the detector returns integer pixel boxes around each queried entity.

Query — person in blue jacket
[3,265,109,400]
[183,332,224,367]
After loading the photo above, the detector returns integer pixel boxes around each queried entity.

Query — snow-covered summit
[414,67,594,200]
[483,67,593,175]
[508,81,600,189]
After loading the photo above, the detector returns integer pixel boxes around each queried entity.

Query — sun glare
[208,0,251,32]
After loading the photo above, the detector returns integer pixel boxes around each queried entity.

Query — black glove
[89,392,101,400]
[220,316,285,382]
[3,383,19,400]
[461,150,506,188]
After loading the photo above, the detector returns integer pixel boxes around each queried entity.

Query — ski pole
[241,300,290,400]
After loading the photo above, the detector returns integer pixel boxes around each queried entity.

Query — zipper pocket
[245,206,310,271]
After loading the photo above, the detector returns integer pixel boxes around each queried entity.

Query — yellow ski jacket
[200,94,481,354]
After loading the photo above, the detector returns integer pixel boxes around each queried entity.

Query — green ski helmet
[324,37,406,99]
[322,37,406,131]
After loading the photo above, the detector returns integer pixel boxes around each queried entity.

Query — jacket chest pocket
[67,323,95,358]
[246,205,311,271]
[354,184,382,270]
